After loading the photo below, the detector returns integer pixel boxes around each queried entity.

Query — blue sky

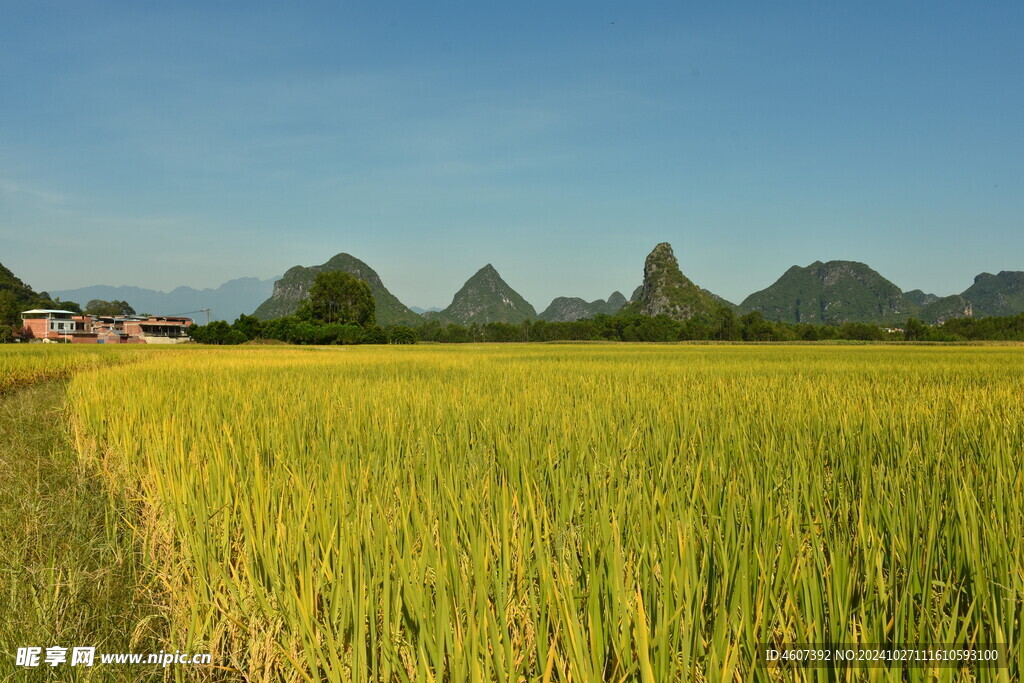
[3,1,1022,310]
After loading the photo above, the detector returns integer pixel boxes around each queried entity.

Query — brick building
[18,310,93,342]
[20,310,193,344]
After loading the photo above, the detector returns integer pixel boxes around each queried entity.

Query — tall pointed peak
[620,242,719,320]
[606,291,626,309]
[473,263,500,277]
[437,264,537,324]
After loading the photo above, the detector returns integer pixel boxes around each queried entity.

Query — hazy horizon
[5,2,1022,309]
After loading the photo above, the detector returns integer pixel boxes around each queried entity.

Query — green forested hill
[253,253,420,326]
[539,291,627,322]
[961,271,1024,317]
[737,260,996,325]
[0,263,69,327]
[427,265,537,324]
[739,261,917,325]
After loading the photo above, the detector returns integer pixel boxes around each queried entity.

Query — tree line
[188,310,1024,346]
[413,311,1024,343]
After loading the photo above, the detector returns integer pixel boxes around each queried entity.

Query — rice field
[26,344,1024,679]
[0,343,141,393]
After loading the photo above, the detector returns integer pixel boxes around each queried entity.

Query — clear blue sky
[3,1,1022,310]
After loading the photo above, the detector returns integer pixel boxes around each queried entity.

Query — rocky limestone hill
[961,271,1024,317]
[704,289,737,310]
[919,295,973,324]
[607,291,627,310]
[737,260,1004,325]
[253,253,420,326]
[739,260,915,325]
[618,243,722,321]
[427,265,536,324]
[903,289,940,308]
[538,291,628,322]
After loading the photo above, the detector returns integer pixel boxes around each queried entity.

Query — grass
[0,377,165,680]
[0,344,144,394]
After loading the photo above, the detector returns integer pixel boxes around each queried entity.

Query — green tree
[482,322,518,342]
[85,299,136,316]
[188,321,244,344]
[440,324,470,343]
[232,314,264,340]
[0,290,19,327]
[262,316,300,342]
[300,271,375,326]
[740,311,775,341]
[904,317,926,341]
[52,298,82,313]
[333,325,364,345]
[839,322,885,341]
[388,326,417,344]
[360,325,388,344]
[415,319,442,342]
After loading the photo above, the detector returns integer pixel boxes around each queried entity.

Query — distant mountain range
[51,277,278,323]
[13,246,1024,329]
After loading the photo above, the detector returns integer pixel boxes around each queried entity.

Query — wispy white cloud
[0,176,66,207]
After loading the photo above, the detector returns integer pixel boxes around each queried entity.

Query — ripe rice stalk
[46,344,1024,681]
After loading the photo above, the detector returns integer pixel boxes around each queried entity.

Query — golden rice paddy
[12,344,1023,680]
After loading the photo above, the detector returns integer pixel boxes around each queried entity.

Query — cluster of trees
[84,299,136,316]
[906,314,1024,341]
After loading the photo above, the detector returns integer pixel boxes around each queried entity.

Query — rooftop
[21,309,80,315]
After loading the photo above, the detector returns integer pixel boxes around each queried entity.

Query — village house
[19,310,193,344]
